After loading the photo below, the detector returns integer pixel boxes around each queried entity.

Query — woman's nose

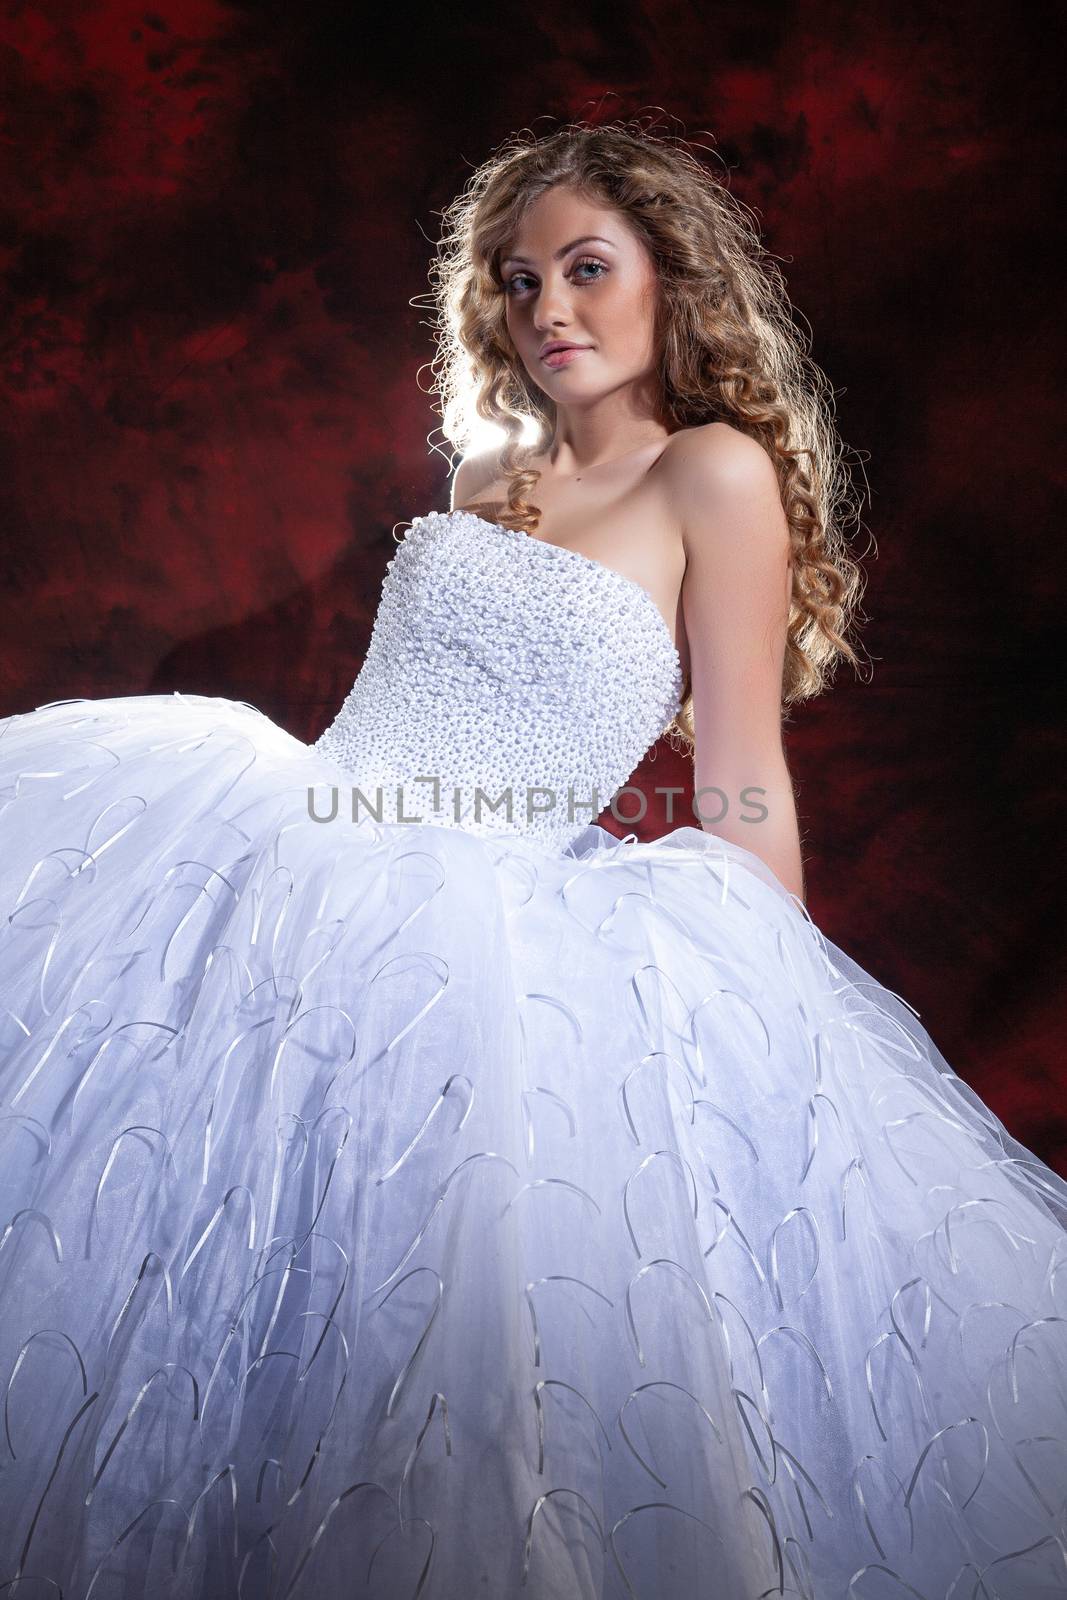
[532,279,574,326]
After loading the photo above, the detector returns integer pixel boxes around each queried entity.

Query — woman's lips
[541,346,590,369]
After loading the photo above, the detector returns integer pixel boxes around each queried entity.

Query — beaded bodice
[311,508,686,850]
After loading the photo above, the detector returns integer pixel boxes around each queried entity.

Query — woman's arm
[450,450,498,511]
[670,425,806,903]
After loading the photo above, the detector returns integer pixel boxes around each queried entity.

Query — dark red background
[1,1,1063,1170]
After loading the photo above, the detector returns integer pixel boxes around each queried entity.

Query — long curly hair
[422,116,871,747]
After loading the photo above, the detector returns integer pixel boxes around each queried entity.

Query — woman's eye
[505,258,607,295]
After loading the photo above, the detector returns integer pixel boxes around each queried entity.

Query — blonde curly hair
[421,115,871,748]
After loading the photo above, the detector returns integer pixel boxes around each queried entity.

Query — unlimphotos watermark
[307,776,770,827]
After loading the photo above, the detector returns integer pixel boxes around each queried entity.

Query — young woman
[1,121,1064,1600]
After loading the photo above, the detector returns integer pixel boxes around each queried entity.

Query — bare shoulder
[662,421,786,551]
[450,446,505,511]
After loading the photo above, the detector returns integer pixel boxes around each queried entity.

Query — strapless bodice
[311,508,685,849]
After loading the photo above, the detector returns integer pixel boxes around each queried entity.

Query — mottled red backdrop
[1,0,1063,1169]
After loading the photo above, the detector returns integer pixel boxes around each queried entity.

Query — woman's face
[500,185,661,408]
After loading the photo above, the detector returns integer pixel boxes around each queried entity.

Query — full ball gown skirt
[0,508,1065,1600]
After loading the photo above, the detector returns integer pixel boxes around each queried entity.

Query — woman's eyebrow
[501,235,616,267]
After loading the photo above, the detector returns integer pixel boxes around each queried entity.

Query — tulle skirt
[1,692,1065,1599]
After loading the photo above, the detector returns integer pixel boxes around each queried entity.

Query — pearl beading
[311,509,685,849]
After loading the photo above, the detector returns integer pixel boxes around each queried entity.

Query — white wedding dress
[1,506,1065,1599]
